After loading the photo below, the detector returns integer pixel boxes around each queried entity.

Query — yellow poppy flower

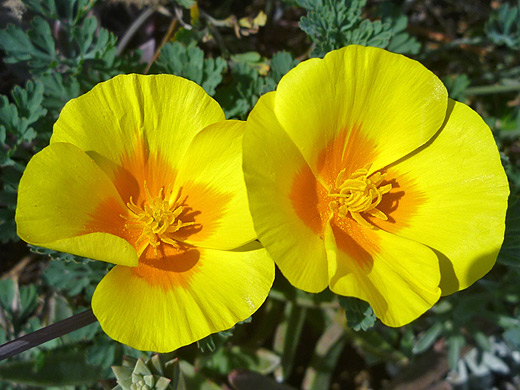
[243,45,509,327]
[15,74,274,352]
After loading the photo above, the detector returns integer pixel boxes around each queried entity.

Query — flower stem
[0,309,97,361]
[268,290,340,309]
[466,83,520,95]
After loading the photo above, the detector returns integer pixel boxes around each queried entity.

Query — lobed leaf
[154,42,226,96]
[486,0,520,50]
[339,296,376,332]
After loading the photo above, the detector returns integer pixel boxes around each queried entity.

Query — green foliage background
[0,0,519,389]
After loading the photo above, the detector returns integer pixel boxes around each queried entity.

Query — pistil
[328,163,392,228]
[122,182,194,257]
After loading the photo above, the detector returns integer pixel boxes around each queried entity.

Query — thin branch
[117,7,157,56]
[143,16,178,75]
[0,309,97,361]
[174,5,192,30]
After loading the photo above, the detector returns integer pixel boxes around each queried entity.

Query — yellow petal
[91,246,274,352]
[325,219,441,326]
[243,92,329,293]
[273,45,448,176]
[16,143,138,266]
[51,74,225,182]
[174,120,256,250]
[372,100,509,295]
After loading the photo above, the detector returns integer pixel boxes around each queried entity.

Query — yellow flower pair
[15,45,509,352]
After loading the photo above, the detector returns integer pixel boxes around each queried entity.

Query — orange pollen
[328,163,392,229]
[122,182,194,257]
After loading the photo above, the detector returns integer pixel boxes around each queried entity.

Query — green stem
[268,290,340,309]
[465,83,520,95]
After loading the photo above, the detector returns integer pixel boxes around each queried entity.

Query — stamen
[328,163,392,228]
[122,182,195,257]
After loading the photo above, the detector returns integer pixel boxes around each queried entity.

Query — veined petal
[174,120,256,250]
[373,100,509,295]
[243,92,329,293]
[274,45,448,177]
[51,74,225,184]
[325,220,441,326]
[16,143,137,266]
[92,246,274,352]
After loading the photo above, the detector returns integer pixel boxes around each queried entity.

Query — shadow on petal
[135,247,201,290]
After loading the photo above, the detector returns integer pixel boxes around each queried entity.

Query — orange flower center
[122,182,194,257]
[328,163,392,229]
